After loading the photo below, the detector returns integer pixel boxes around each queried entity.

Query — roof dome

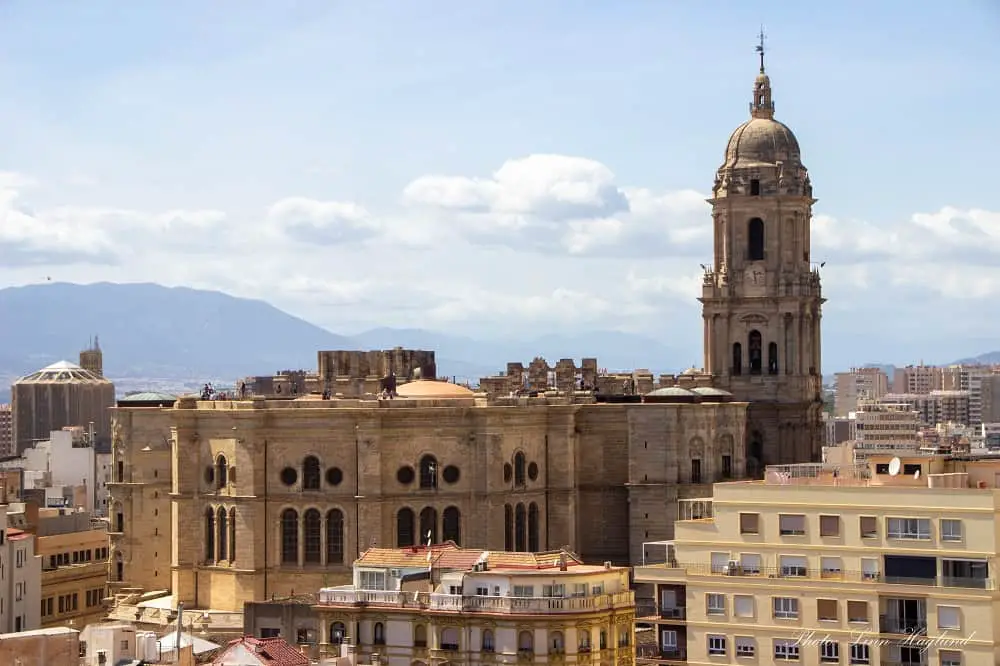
[722,116,801,169]
[681,366,702,376]
[16,360,110,385]
[396,380,475,399]
[690,387,733,401]
[644,386,701,404]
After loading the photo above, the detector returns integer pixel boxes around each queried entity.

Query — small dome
[690,387,733,401]
[722,117,801,169]
[681,367,702,376]
[646,386,698,398]
[396,380,474,399]
[119,391,178,403]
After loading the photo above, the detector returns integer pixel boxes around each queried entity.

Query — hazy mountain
[953,351,1000,365]
[0,283,687,402]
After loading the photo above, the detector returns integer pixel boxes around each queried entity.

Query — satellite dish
[888,457,902,476]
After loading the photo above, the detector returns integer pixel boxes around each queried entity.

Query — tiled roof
[213,636,308,666]
[356,542,584,571]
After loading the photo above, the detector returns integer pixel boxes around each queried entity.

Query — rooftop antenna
[756,26,766,73]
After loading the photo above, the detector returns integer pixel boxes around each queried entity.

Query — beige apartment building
[635,453,1000,666]
[834,368,889,417]
[313,543,635,665]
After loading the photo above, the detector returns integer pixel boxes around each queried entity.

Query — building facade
[698,48,825,473]
[314,543,635,666]
[0,515,42,634]
[0,403,12,457]
[635,454,1000,665]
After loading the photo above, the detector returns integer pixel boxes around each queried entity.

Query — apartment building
[0,404,11,457]
[0,513,42,633]
[834,368,889,417]
[313,543,635,665]
[880,390,971,427]
[635,454,1000,666]
[893,365,943,395]
[854,401,921,454]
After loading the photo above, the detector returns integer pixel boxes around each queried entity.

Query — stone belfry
[699,32,825,474]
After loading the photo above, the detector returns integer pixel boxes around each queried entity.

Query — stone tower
[699,44,825,475]
[80,336,104,378]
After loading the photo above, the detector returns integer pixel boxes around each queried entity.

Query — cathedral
[106,49,823,627]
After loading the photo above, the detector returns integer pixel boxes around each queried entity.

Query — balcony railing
[879,614,928,636]
[636,562,994,590]
[316,587,634,614]
[636,601,686,620]
[636,645,686,661]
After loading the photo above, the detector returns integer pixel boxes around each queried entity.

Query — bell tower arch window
[768,342,779,375]
[748,330,763,375]
[748,218,765,261]
[732,343,742,376]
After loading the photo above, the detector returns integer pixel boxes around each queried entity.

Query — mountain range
[0,282,685,400]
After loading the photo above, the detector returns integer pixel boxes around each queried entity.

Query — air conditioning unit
[724,561,743,576]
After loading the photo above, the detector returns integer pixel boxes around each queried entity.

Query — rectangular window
[861,558,879,581]
[820,641,839,663]
[819,515,840,537]
[734,595,754,618]
[735,637,755,657]
[475,586,489,596]
[359,571,387,591]
[774,639,800,661]
[512,585,534,597]
[739,513,760,535]
[691,459,702,484]
[939,650,962,666]
[706,593,725,616]
[820,556,842,578]
[707,635,726,656]
[780,555,808,577]
[860,516,878,538]
[773,597,799,619]
[740,553,761,574]
[887,517,931,540]
[779,514,806,536]
[938,606,961,630]
[941,519,963,542]
[817,599,838,621]
[849,643,870,665]
[722,455,732,478]
[847,600,869,623]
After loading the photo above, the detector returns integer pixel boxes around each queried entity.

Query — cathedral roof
[722,116,800,169]
[16,360,111,385]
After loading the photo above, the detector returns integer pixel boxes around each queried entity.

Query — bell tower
[699,32,825,475]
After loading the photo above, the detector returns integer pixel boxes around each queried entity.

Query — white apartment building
[834,368,889,417]
[0,512,42,633]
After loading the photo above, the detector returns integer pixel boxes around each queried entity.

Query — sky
[0,1,998,372]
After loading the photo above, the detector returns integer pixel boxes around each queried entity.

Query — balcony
[880,660,927,666]
[879,614,927,636]
[634,562,996,591]
[636,600,685,620]
[636,645,686,663]
[316,587,634,614]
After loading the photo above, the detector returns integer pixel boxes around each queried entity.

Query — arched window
[229,508,237,563]
[373,622,385,645]
[515,503,526,552]
[326,509,344,564]
[419,507,438,545]
[527,503,539,552]
[330,621,346,646]
[281,509,298,564]
[414,624,427,648]
[748,330,763,375]
[304,509,322,563]
[550,631,565,654]
[482,629,495,653]
[113,502,124,534]
[768,341,779,375]
[441,627,460,650]
[114,551,124,582]
[217,507,228,561]
[442,506,461,545]
[514,452,526,486]
[518,630,534,653]
[216,455,228,488]
[302,456,321,491]
[204,508,215,563]
[419,455,438,489]
[396,508,415,547]
[732,343,742,376]
[504,505,514,551]
[748,217,765,261]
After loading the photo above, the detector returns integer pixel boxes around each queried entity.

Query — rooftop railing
[316,587,634,614]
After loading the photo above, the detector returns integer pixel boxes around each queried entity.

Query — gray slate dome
[690,387,734,402]
[644,386,700,404]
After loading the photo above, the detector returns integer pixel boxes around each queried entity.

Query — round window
[442,465,460,484]
[326,467,344,486]
[280,467,298,486]
[397,466,415,485]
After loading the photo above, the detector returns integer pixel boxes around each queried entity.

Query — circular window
[442,465,460,484]
[503,463,512,483]
[204,467,214,485]
[528,462,539,481]
[326,467,344,486]
[397,466,415,485]
[280,467,298,486]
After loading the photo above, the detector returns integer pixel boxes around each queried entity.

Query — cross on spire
[756,26,766,73]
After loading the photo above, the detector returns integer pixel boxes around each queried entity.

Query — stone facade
[699,60,825,473]
[109,379,746,614]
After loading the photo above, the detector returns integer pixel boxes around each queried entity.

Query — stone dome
[690,387,733,402]
[722,116,801,169]
[396,380,475,399]
[644,386,700,404]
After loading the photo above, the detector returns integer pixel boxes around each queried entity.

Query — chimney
[558,552,568,572]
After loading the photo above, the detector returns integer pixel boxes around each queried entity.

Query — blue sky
[0,1,998,371]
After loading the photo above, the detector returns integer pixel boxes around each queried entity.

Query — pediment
[739,313,769,324]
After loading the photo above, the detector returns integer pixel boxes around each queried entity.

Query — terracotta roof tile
[213,636,308,666]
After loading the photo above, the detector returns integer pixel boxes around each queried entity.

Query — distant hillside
[953,351,1000,365]
[0,283,687,399]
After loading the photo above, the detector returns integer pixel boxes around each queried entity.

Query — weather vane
[756,26,766,73]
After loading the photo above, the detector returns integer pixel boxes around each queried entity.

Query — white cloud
[0,155,998,368]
